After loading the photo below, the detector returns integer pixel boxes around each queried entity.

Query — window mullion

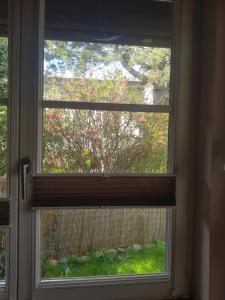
[42,100,172,113]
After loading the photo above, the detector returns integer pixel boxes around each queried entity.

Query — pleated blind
[0,201,10,226]
[31,175,176,208]
[45,0,173,46]
[0,1,173,41]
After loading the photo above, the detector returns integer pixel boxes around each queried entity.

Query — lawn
[42,241,166,279]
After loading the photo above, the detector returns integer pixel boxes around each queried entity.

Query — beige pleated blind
[31,175,176,208]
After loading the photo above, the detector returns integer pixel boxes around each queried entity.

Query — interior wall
[193,0,225,299]
[174,0,197,296]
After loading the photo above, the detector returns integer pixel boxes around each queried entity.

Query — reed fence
[41,208,166,260]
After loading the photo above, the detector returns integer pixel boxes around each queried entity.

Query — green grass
[42,241,166,278]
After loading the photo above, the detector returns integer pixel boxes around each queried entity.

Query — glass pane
[42,109,168,174]
[0,106,7,197]
[43,41,171,105]
[0,229,6,282]
[0,37,8,98]
[41,208,167,279]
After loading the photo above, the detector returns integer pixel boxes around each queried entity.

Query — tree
[43,41,170,174]
[44,41,171,105]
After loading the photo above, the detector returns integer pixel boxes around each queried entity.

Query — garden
[42,241,166,278]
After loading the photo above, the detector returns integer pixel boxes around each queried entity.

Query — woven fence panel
[41,208,166,260]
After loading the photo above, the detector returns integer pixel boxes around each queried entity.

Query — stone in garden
[107,249,117,255]
[117,247,126,253]
[48,259,58,266]
[59,257,67,264]
[133,244,142,251]
[95,250,104,257]
[79,256,90,263]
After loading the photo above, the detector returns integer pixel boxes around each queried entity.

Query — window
[17,0,183,299]
[36,39,174,280]
[0,0,195,299]
[33,0,175,283]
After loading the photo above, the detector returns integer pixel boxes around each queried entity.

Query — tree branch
[120,54,148,84]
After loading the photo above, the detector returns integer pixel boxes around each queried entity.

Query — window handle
[20,157,32,200]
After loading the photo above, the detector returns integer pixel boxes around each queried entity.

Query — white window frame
[35,0,174,285]
[17,0,196,299]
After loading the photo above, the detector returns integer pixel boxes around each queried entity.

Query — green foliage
[44,41,171,105]
[42,241,166,278]
[43,109,168,173]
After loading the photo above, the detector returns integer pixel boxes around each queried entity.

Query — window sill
[38,273,170,289]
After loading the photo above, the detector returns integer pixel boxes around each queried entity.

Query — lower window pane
[40,208,168,279]
[0,229,6,283]
[0,106,8,198]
